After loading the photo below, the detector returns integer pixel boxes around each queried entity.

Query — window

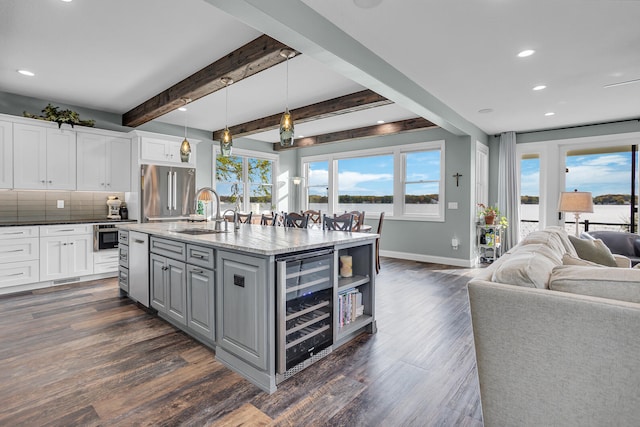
[214,148,277,215]
[336,155,393,214]
[306,160,329,212]
[520,153,540,238]
[301,141,445,221]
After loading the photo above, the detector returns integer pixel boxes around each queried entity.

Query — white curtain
[498,131,520,251]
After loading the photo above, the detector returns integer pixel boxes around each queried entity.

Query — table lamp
[558,190,593,236]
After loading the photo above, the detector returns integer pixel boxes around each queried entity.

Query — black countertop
[0,219,138,227]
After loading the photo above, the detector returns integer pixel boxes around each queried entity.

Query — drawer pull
[3,231,25,235]
[192,253,205,259]
[8,272,24,277]
[1,249,24,253]
[192,268,204,274]
[134,239,145,244]
[57,229,75,232]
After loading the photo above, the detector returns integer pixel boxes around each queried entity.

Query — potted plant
[477,204,507,226]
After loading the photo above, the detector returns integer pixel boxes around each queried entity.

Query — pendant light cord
[285,57,289,111]
[184,103,188,139]
[225,83,229,127]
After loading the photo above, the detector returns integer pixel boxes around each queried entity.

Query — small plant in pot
[477,204,507,226]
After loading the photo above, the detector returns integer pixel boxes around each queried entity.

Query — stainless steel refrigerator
[140,164,195,222]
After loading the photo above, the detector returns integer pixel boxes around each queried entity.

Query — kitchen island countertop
[117,221,377,256]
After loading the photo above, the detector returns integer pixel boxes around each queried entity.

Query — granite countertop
[118,222,378,256]
[0,219,138,227]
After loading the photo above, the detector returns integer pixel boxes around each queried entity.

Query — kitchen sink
[174,228,228,235]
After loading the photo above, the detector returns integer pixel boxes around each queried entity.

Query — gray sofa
[583,230,640,266]
[468,227,640,427]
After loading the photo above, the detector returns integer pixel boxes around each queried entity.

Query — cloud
[338,171,393,195]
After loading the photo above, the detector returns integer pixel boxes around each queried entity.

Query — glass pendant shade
[180,138,191,162]
[279,109,294,147]
[220,127,233,157]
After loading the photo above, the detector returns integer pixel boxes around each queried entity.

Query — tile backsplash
[0,191,125,224]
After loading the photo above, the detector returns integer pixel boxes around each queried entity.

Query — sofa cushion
[568,235,618,267]
[549,265,640,304]
[520,230,567,257]
[545,226,578,257]
[562,253,604,267]
[491,244,561,289]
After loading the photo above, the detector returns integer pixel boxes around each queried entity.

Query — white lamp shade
[558,191,594,213]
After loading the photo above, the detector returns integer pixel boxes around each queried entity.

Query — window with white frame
[214,148,276,214]
[302,141,445,221]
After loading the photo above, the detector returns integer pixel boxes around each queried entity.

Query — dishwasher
[276,248,334,383]
[128,231,150,307]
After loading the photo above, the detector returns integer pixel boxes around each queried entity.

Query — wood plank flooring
[0,258,483,427]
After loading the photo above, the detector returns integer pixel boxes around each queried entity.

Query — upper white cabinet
[133,131,198,167]
[0,120,12,189]
[77,132,131,192]
[13,123,76,190]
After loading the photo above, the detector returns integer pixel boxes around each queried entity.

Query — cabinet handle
[8,272,24,277]
[41,180,46,184]
[1,249,24,253]
[3,232,25,235]
[192,268,204,274]
[192,253,204,259]
[48,180,52,184]
[69,242,74,245]
[62,243,67,246]
[134,239,145,244]
[58,229,75,232]
[101,183,105,186]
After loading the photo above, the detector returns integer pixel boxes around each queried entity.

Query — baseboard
[0,271,118,296]
[379,250,476,268]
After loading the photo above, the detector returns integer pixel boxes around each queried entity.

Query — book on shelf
[338,288,364,327]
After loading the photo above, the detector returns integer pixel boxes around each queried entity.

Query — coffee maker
[107,196,122,220]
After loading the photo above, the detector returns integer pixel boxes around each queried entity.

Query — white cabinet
[0,226,40,290]
[141,137,182,164]
[13,123,76,190]
[39,225,93,281]
[0,120,12,189]
[77,132,131,192]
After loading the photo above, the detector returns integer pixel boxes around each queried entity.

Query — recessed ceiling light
[517,49,535,58]
[178,107,187,112]
[478,108,494,114]
[532,85,547,91]
[17,69,35,77]
[60,0,73,2]
[377,120,385,124]
[298,135,304,138]
[353,0,383,8]
[544,112,555,116]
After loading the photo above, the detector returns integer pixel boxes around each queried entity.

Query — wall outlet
[448,202,458,209]
[451,236,459,250]
[57,200,64,209]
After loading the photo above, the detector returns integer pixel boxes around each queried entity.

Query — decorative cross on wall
[453,173,462,187]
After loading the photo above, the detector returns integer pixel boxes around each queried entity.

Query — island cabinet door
[166,258,187,326]
[186,264,215,342]
[150,253,167,312]
[216,250,268,371]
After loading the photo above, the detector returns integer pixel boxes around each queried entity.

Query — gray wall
[1,90,476,264]
[292,128,474,262]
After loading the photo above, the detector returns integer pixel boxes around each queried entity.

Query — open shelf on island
[338,274,369,291]
[337,314,373,338]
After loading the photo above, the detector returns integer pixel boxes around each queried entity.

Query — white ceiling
[1,0,639,143]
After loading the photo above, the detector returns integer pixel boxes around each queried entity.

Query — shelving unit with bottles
[477,224,503,263]
[334,241,376,345]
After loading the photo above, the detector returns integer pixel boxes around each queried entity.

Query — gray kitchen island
[117,221,377,393]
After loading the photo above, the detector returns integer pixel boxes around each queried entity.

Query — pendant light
[220,77,233,157]
[279,49,296,147]
[180,98,191,162]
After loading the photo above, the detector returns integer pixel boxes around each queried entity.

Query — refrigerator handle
[173,171,178,210]
[167,171,172,211]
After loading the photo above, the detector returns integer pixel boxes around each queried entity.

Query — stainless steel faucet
[195,187,223,230]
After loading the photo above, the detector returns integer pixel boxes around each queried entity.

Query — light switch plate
[448,202,458,209]
[57,200,64,208]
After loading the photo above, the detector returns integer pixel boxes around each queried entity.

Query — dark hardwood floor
[0,258,483,427]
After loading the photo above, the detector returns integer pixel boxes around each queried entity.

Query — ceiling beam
[212,89,391,141]
[273,117,437,151]
[122,34,297,128]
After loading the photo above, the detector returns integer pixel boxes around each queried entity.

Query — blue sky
[520,152,633,197]
[307,151,441,196]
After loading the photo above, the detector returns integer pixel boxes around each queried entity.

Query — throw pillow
[568,235,618,267]
[562,253,604,267]
[549,265,640,304]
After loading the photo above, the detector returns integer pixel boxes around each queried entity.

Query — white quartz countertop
[118,222,378,256]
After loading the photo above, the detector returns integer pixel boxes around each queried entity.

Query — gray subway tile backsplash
[0,191,125,222]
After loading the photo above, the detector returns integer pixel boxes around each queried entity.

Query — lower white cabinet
[40,232,93,281]
[94,249,119,274]
[0,226,40,289]
[150,253,187,326]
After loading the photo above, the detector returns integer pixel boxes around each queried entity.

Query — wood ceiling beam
[212,89,391,141]
[273,117,438,151]
[122,35,297,128]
